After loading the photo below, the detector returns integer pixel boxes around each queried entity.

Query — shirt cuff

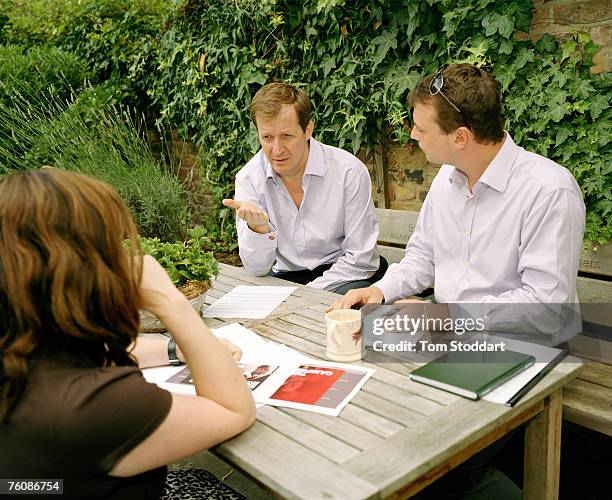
[243,227,278,249]
[373,275,403,304]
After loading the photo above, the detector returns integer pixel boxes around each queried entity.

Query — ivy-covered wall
[379,0,611,233]
[147,0,610,243]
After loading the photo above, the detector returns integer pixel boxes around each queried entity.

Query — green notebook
[409,350,536,400]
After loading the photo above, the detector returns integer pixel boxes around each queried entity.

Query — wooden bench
[376,207,612,437]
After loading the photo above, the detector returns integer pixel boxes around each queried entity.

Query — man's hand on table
[394,298,450,330]
[328,286,384,311]
[222,199,270,234]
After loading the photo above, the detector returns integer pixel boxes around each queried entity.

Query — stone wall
[367,0,610,211]
[531,0,611,73]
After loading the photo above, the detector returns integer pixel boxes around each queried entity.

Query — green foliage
[1,0,609,244]
[0,90,192,242]
[499,33,611,243]
[140,227,220,285]
[0,44,88,106]
[1,0,171,108]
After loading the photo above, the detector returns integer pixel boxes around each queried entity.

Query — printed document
[203,285,297,319]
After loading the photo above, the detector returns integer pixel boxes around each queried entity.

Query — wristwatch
[167,338,183,366]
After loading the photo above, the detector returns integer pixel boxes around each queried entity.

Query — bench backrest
[376,208,418,265]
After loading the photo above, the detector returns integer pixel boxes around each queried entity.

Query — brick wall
[369,0,610,210]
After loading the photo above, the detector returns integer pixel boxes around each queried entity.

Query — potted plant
[138,226,219,332]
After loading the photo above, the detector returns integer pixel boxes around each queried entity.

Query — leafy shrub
[140,227,220,286]
[0,45,89,162]
[2,0,609,243]
[0,90,192,242]
[498,33,611,243]
[0,0,171,108]
[0,44,88,107]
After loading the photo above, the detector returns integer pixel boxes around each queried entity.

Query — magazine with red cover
[264,363,374,416]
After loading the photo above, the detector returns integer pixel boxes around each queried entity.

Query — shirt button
[269,235,275,240]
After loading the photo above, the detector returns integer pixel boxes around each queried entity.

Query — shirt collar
[448,132,518,193]
[264,138,326,181]
[474,133,518,193]
[303,139,326,177]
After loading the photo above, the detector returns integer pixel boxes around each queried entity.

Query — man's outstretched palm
[222,199,270,233]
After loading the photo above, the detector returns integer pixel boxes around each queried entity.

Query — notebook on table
[409,349,536,400]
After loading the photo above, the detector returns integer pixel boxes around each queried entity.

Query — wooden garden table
[202,263,582,499]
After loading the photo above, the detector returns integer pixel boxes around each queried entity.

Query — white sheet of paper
[203,285,297,319]
[483,337,564,405]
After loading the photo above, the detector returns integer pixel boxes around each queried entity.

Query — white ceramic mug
[325,309,362,362]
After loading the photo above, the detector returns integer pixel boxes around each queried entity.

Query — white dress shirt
[234,138,380,291]
[375,134,585,337]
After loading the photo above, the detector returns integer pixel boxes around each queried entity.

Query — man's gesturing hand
[222,199,270,234]
[327,286,384,312]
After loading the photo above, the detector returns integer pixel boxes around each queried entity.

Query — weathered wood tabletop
[202,264,582,500]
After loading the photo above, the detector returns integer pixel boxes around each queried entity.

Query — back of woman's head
[0,169,142,420]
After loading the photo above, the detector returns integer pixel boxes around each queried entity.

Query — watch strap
[167,338,182,366]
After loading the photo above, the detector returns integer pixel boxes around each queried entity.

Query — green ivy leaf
[321,54,336,77]
[497,14,514,38]
[482,13,513,38]
[561,39,577,62]
[589,94,608,120]
[384,62,421,97]
[499,39,513,55]
[494,64,516,92]
[371,29,398,70]
[555,127,571,147]
[508,97,529,119]
[548,102,567,122]
[513,48,534,71]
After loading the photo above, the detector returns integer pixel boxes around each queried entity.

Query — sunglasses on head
[429,67,470,127]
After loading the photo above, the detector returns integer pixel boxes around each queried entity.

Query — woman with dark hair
[0,169,256,498]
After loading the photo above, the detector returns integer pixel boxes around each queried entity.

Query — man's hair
[408,64,505,144]
[251,82,311,132]
[0,169,142,421]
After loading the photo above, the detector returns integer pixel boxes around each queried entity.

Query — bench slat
[578,362,612,390]
[563,378,612,436]
[580,242,612,278]
[378,244,405,265]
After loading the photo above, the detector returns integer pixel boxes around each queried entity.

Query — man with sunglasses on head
[332,63,585,312]
[331,63,585,499]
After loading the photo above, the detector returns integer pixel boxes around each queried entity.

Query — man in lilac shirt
[332,64,585,335]
[223,82,387,294]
